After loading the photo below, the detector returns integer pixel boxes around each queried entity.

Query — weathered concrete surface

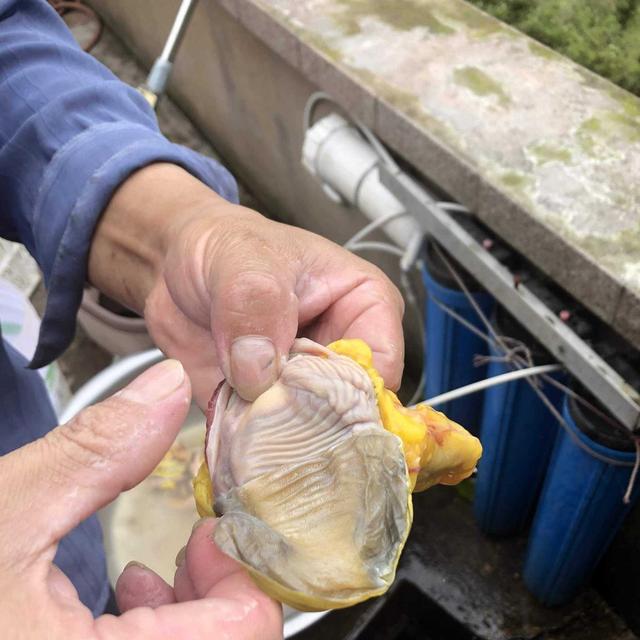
[252,0,640,344]
[88,0,640,350]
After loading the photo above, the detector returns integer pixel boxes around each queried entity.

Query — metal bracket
[381,166,640,433]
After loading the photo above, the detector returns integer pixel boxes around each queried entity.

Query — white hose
[420,363,562,408]
[344,210,411,249]
[346,242,406,258]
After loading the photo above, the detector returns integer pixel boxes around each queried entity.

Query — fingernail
[230,336,279,401]
[175,546,186,567]
[124,560,150,572]
[120,360,185,404]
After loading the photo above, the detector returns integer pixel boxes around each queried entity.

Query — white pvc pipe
[420,364,562,408]
[302,113,419,248]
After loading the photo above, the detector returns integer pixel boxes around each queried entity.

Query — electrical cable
[436,202,470,213]
[346,242,406,258]
[344,211,412,250]
[438,292,639,470]
[422,364,562,407]
[302,91,332,135]
[429,247,639,476]
[400,268,427,405]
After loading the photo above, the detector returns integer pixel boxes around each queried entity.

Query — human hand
[0,360,281,639]
[89,164,405,407]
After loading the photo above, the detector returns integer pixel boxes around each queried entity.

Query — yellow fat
[327,339,482,493]
[190,338,481,611]
[192,461,215,518]
[193,339,481,512]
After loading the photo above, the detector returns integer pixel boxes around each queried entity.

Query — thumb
[209,247,299,401]
[0,359,190,560]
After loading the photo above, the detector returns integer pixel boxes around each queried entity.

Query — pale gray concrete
[258,0,640,340]
[88,0,640,349]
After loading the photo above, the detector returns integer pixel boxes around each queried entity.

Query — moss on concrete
[500,171,528,188]
[453,66,510,105]
[528,40,557,60]
[528,143,572,164]
[440,1,507,36]
[575,111,640,148]
[580,117,603,134]
[335,0,454,35]
[575,118,599,155]
[605,111,640,141]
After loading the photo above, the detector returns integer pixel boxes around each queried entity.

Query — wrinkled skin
[195,339,482,611]
[203,340,411,611]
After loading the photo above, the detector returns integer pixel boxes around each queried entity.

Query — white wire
[344,211,412,249]
[355,120,398,171]
[400,269,427,405]
[302,91,332,133]
[343,205,463,253]
[436,202,470,213]
[347,242,405,258]
[408,369,426,406]
[420,364,562,408]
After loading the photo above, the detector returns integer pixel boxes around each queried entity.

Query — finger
[47,565,83,609]
[336,280,405,391]
[305,276,405,390]
[182,518,245,598]
[173,561,198,602]
[116,562,176,611]
[144,279,223,410]
[95,592,283,640]
[207,233,299,401]
[96,524,283,640]
[1,360,191,559]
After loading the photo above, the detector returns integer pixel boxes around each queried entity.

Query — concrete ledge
[89,0,640,350]
[240,0,640,347]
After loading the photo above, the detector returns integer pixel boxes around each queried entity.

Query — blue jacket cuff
[30,123,238,368]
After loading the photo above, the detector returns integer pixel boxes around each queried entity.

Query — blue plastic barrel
[523,392,639,606]
[474,308,565,536]
[422,240,494,434]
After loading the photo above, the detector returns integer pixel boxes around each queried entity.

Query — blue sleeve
[0,0,238,368]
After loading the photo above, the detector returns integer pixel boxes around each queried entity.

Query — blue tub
[523,393,639,606]
[474,310,565,536]
[422,241,494,435]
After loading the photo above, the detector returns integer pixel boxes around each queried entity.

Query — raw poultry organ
[193,338,482,610]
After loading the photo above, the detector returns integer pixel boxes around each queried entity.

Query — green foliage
[468,0,640,96]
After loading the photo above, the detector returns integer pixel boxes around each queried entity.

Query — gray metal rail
[381,166,640,432]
